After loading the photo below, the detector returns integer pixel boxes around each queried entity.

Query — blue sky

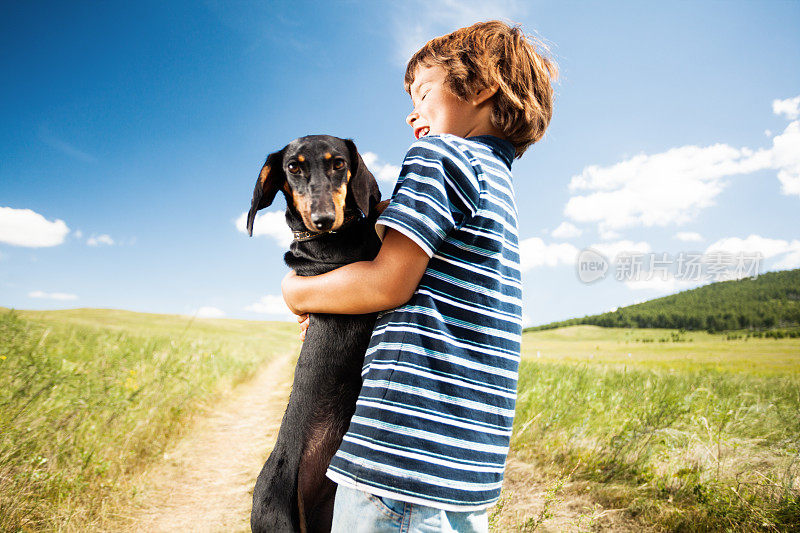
[1,1,799,325]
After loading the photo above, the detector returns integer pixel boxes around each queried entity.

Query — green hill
[527,268,800,333]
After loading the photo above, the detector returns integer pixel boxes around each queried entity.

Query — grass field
[0,307,299,531]
[2,309,798,531]
[508,326,800,531]
[522,325,800,374]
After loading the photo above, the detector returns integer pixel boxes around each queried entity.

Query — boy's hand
[297,313,309,342]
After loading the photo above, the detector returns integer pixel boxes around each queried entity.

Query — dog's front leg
[251,438,302,532]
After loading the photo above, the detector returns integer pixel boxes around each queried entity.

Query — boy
[282,20,557,532]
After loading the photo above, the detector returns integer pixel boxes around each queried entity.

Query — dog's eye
[332,159,345,170]
[287,162,301,174]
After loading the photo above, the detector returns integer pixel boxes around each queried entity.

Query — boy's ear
[246,149,285,237]
[472,84,500,106]
[344,139,381,218]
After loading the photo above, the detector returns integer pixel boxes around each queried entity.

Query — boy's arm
[281,228,430,315]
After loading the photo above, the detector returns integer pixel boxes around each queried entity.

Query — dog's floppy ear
[246,149,285,237]
[344,139,381,218]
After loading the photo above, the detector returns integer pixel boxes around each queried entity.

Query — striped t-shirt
[326,134,522,511]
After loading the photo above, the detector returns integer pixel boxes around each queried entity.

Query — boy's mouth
[414,126,430,140]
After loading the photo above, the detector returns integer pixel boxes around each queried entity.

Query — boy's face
[406,64,482,140]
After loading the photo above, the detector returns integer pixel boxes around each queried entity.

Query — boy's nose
[406,110,419,126]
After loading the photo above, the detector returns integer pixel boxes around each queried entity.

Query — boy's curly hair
[405,20,558,158]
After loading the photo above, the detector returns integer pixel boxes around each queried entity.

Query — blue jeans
[330,484,489,533]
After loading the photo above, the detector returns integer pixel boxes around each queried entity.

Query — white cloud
[245,294,295,320]
[703,234,800,273]
[74,230,83,239]
[599,229,621,241]
[564,101,800,231]
[589,240,651,262]
[29,290,78,301]
[773,95,800,120]
[773,248,800,270]
[705,234,798,259]
[235,210,292,248]
[87,234,114,246]
[770,120,800,196]
[519,237,578,271]
[391,0,529,65]
[674,231,703,242]
[0,207,70,247]
[550,221,582,239]
[194,306,225,318]
[361,152,401,184]
[565,144,755,232]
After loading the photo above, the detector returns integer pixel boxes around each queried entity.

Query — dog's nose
[311,213,335,230]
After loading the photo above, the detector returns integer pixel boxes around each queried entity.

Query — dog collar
[292,212,362,242]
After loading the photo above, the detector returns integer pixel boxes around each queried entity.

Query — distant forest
[527,269,800,333]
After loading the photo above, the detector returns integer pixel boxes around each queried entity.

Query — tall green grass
[512,361,800,530]
[0,309,298,531]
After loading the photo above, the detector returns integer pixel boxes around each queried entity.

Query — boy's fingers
[298,314,310,342]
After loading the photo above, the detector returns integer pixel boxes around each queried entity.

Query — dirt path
[121,350,296,533]
[118,349,639,532]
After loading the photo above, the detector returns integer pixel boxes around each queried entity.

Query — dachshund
[246,135,385,532]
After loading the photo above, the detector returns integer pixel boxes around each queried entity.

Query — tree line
[527,269,800,333]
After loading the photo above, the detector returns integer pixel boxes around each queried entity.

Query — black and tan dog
[246,135,384,532]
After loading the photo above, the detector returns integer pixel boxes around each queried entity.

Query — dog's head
[246,135,381,237]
